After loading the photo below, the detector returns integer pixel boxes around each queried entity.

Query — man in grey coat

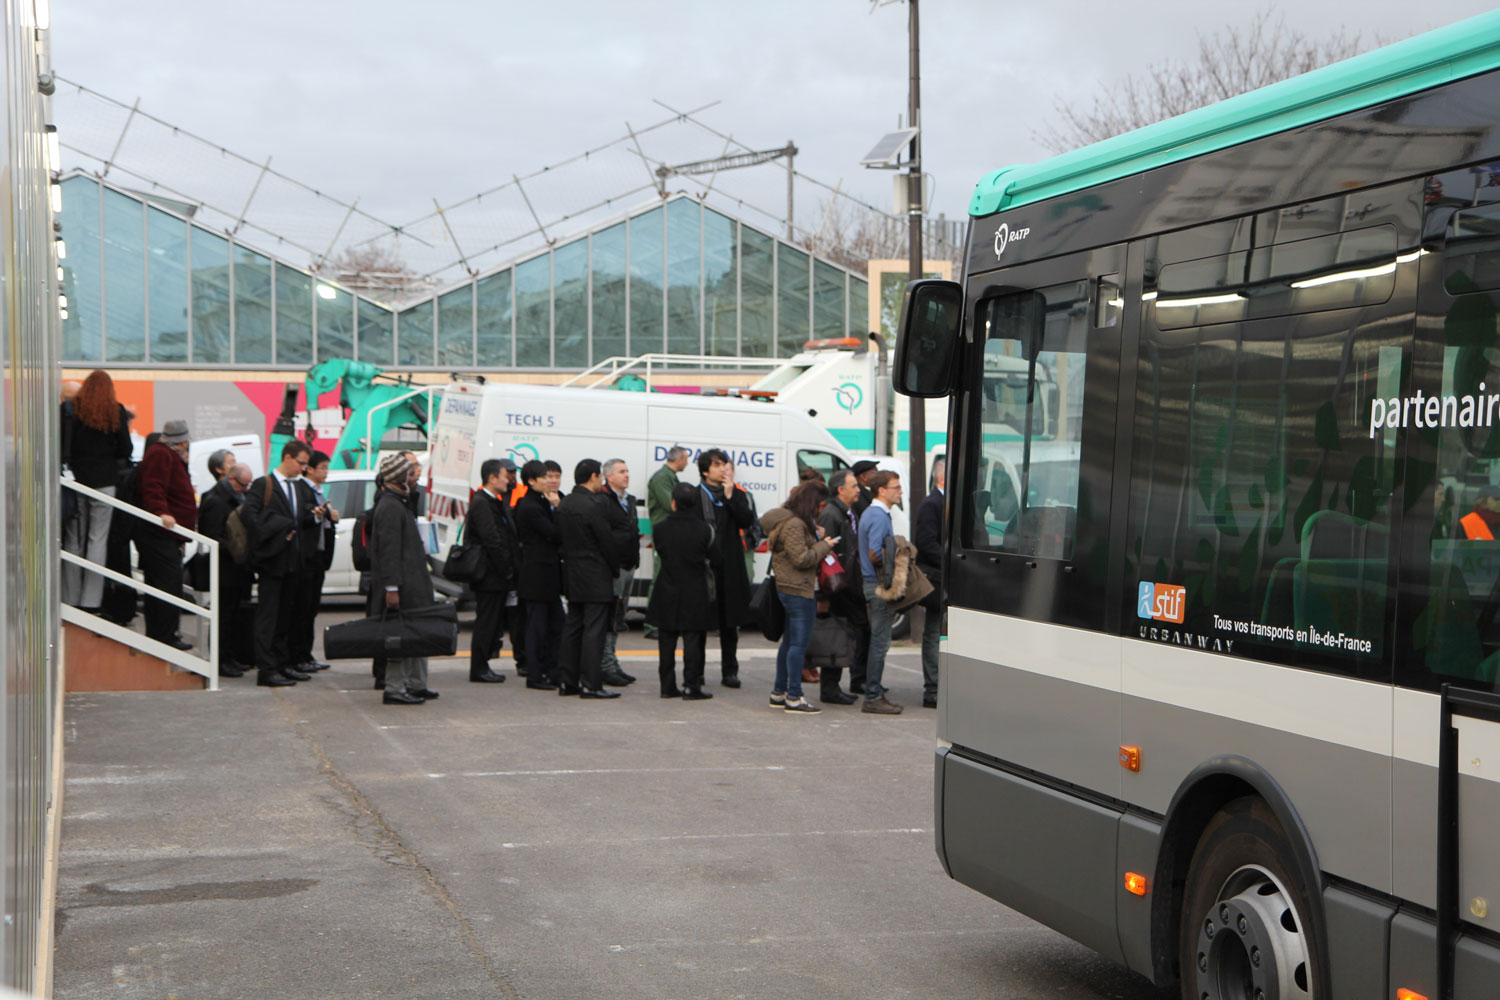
[369,452,441,706]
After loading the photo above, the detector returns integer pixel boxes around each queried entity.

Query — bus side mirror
[894,279,963,398]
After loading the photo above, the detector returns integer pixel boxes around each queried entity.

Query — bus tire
[1177,796,1319,1000]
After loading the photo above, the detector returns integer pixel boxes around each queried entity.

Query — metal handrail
[561,353,792,390]
[362,385,445,470]
[60,476,219,690]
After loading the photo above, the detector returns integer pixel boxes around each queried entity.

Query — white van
[424,381,854,600]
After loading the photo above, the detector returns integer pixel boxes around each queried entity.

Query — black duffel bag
[324,603,459,660]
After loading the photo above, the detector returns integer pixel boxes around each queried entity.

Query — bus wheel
[1178,797,1317,1000]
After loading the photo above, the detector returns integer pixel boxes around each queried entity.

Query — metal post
[905,0,927,505]
[100,97,139,179]
[316,198,359,272]
[786,141,795,242]
[232,156,273,236]
[207,539,220,692]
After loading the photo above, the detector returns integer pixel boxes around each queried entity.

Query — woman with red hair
[62,370,133,611]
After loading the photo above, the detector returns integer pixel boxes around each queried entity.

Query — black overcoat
[197,479,253,589]
[515,489,562,602]
[646,510,714,631]
[464,489,519,593]
[368,488,437,610]
[699,483,755,626]
[598,487,641,571]
[557,486,617,604]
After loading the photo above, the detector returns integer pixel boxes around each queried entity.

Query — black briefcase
[323,603,459,660]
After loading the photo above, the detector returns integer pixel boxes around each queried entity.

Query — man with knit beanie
[369,452,441,705]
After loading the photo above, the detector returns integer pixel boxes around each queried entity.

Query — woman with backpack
[758,480,838,715]
[61,370,134,612]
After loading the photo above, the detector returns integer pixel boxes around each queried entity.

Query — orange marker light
[1124,873,1148,896]
[1119,745,1141,772]
[1396,991,1429,1000]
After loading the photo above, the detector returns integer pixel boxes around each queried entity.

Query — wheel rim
[1192,864,1311,1000]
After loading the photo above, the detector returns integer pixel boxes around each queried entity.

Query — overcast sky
[50,0,1499,273]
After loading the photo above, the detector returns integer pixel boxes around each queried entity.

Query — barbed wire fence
[54,76,964,307]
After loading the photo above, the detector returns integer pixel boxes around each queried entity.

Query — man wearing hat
[136,420,199,649]
[1460,484,1500,540]
[369,451,441,704]
[463,458,518,684]
[850,460,880,519]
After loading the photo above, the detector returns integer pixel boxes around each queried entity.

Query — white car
[319,469,380,598]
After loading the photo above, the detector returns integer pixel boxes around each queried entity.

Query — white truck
[422,380,855,602]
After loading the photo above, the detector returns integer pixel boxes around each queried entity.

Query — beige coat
[761,507,835,599]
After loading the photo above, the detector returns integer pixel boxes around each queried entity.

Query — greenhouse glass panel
[191,228,232,364]
[438,284,473,366]
[60,176,102,361]
[275,263,314,365]
[103,188,145,362]
[666,198,701,355]
[316,282,354,362]
[813,260,845,341]
[476,269,513,366]
[357,297,394,366]
[740,226,774,358]
[590,224,627,363]
[850,276,868,341]
[515,254,551,367]
[703,210,737,356]
[234,246,273,364]
[777,244,810,356]
[146,206,189,363]
[553,238,589,367]
[629,207,663,355]
[398,300,434,367]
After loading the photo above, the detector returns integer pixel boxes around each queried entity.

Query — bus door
[1394,159,1500,963]
[945,243,1128,799]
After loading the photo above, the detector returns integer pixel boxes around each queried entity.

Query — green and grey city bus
[897,12,1500,999]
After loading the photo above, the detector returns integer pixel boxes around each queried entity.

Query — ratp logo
[993,221,1031,259]
[834,382,863,413]
[506,442,540,465]
[1137,582,1186,624]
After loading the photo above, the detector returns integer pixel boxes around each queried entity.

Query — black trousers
[657,629,706,693]
[218,570,252,667]
[559,600,610,691]
[471,589,507,677]
[713,587,740,679]
[507,602,528,674]
[137,533,185,643]
[255,572,301,676]
[288,565,324,665]
[850,625,870,691]
[525,599,564,684]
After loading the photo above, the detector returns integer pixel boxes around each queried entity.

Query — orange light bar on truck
[1396,990,1428,1000]
[802,337,865,351]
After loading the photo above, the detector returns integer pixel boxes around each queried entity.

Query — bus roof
[969,11,1500,219]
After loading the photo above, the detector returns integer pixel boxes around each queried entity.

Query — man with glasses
[857,470,904,714]
[243,440,321,688]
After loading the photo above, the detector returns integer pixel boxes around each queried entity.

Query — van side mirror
[894,279,963,398]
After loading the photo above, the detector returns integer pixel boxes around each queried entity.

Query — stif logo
[1137,582,1186,624]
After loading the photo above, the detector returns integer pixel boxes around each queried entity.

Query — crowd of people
[60,369,947,713]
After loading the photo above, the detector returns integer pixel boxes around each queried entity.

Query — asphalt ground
[55,607,1172,1000]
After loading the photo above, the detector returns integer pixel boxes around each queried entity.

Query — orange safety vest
[1461,511,1495,541]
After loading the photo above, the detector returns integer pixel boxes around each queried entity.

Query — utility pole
[905,0,927,506]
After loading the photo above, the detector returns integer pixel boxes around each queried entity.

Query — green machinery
[267,359,436,470]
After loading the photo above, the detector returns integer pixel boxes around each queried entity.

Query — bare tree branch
[1037,10,1377,154]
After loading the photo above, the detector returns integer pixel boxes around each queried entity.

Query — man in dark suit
[913,457,946,709]
[241,440,319,687]
[289,450,339,674]
[597,457,639,687]
[464,458,517,684]
[556,459,621,699]
[817,469,864,704]
[515,459,563,690]
[197,462,254,677]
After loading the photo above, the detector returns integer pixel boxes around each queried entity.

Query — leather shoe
[382,691,425,705]
[280,667,312,682]
[411,689,440,700]
[602,671,633,687]
[580,687,621,699]
[558,684,582,696]
[373,679,385,691]
[159,636,193,651]
[219,663,245,679]
[923,696,937,709]
[257,672,295,687]
[660,688,683,698]
[682,687,714,700]
[720,674,741,689]
[526,680,559,691]
[618,670,637,682]
[820,690,857,705]
[299,661,330,672]
[802,667,820,683]
[469,669,506,683]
